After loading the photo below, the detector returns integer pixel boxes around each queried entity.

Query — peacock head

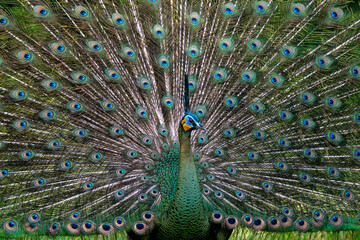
[181,111,205,132]
[181,74,205,133]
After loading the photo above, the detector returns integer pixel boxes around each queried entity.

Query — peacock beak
[198,122,206,131]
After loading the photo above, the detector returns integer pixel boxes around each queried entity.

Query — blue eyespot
[331,11,338,19]
[254,219,261,225]
[136,223,144,230]
[71,223,78,229]
[298,219,304,226]
[251,43,257,49]
[191,18,197,23]
[293,7,300,14]
[40,9,47,15]
[0,18,7,25]
[318,58,325,65]
[80,10,87,16]
[8,221,15,228]
[116,18,123,24]
[102,224,111,231]
[127,51,134,57]
[93,44,100,51]
[24,53,31,59]
[271,218,277,225]
[225,8,232,14]
[283,48,290,55]
[257,5,264,11]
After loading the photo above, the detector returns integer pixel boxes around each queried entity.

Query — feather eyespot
[352,148,360,162]
[81,220,96,234]
[315,56,333,69]
[158,55,170,68]
[19,149,35,160]
[195,105,207,118]
[150,188,159,197]
[250,102,265,113]
[138,193,148,202]
[0,15,9,27]
[329,8,344,21]
[247,151,260,161]
[10,89,29,101]
[0,169,8,178]
[4,220,18,232]
[100,100,116,111]
[261,181,273,192]
[300,117,316,131]
[126,150,138,158]
[253,129,267,140]
[329,214,343,227]
[214,148,226,157]
[41,79,60,91]
[282,207,294,217]
[211,212,224,223]
[33,177,46,187]
[82,182,94,191]
[88,152,102,162]
[327,167,340,178]
[188,44,200,58]
[252,217,266,231]
[189,12,201,26]
[122,46,136,59]
[276,161,289,172]
[75,6,90,19]
[300,91,316,104]
[98,223,114,235]
[242,215,254,227]
[248,39,262,51]
[224,96,238,107]
[278,110,293,122]
[303,148,318,160]
[350,65,360,78]
[268,74,285,87]
[255,1,268,14]
[235,190,246,201]
[223,127,236,138]
[153,24,165,39]
[112,13,126,27]
[326,131,343,145]
[114,190,125,200]
[223,3,235,16]
[136,107,149,119]
[47,139,62,150]
[299,172,311,183]
[113,217,126,229]
[342,190,355,201]
[267,217,281,230]
[60,161,73,171]
[66,222,80,235]
[49,222,61,234]
[325,96,342,110]
[291,4,305,16]
[16,50,34,63]
[213,68,228,83]
[13,119,30,131]
[241,70,256,83]
[73,128,88,138]
[294,217,309,231]
[133,221,148,235]
[34,5,50,18]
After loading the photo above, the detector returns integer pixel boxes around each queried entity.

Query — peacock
[1,0,360,239]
